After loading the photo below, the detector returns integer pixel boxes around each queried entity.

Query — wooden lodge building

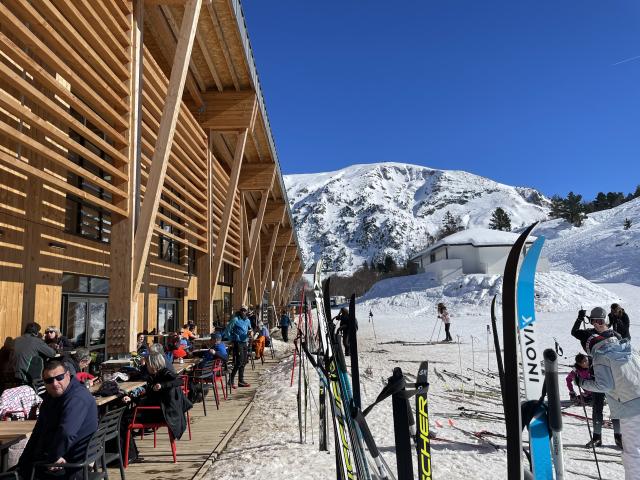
[0,0,303,359]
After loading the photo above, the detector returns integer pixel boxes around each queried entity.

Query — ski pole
[429,316,438,342]
[577,383,602,480]
[471,336,477,397]
[457,335,464,395]
[436,320,443,342]
[486,325,491,369]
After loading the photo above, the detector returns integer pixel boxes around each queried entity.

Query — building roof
[410,228,537,260]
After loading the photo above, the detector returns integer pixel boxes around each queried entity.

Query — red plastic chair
[213,359,227,404]
[180,375,192,440]
[124,406,176,467]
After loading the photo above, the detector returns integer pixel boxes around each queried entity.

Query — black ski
[490,294,505,401]
[502,223,537,479]
[348,293,361,410]
[415,361,432,480]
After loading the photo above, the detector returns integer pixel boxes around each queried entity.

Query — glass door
[63,296,107,368]
[158,300,178,333]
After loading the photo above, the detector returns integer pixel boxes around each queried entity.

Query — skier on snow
[575,325,640,480]
[571,306,622,448]
[437,303,452,342]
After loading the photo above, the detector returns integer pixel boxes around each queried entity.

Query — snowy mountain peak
[284,162,551,272]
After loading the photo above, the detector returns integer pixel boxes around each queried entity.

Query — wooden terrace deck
[116,353,279,480]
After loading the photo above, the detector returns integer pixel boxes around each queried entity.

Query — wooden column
[196,133,213,335]
[108,0,144,354]
[210,129,248,303]
[271,246,288,308]
[132,0,201,299]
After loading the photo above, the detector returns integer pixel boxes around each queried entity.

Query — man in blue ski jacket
[229,306,252,388]
[279,310,291,342]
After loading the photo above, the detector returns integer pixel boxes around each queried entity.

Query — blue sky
[243,1,640,199]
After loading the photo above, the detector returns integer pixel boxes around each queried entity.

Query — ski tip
[436,419,443,428]
[448,418,454,427]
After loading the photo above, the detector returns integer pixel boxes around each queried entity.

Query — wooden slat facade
[0,0,302,352]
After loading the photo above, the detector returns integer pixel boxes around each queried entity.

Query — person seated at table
[44,326,73,353]
[14,322,57,385]
[136,333,150,356]
[0,336,16,389]
[200,333,228,365]
[64,347,96,385]
[147,342,176,373]
[18,359,98,479]
[167,333,188,361]
[181,322,197,341]
[0,384,42,419]
[133,353,192,441]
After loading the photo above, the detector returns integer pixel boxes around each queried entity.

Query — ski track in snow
[204,283,639,479]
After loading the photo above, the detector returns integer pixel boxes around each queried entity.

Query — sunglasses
[43,372,67,384]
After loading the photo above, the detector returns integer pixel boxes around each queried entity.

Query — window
[430,253,436,263]
[187,247,197,275]
[62,274,110,294]
[65,128,113,243]
[188,300,196,323]
[158,194,183,265]
[218,262,234,285]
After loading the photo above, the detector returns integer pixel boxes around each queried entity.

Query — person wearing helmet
[571,306,622,448]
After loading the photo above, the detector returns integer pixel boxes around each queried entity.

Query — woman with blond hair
[43,325,72,352]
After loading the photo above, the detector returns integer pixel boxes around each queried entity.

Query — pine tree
[565,191,587,227]
[624,218,632,230]
[384,255,397,273]
[489,207,512,231]
[440,211,463,238]
[549,195,565,219]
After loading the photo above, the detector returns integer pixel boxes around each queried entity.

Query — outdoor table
[0,420,36,472]
[92,381,147,407]
[174,358,198,375]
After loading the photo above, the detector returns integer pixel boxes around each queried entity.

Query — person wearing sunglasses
[571,306,622,449]
[17,359,98,479]
[44,326,73,353]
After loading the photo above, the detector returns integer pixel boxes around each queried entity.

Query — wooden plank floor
[114,353,280,480]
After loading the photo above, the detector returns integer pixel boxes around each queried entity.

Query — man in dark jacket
[14,322,57,384]
[279,310,291,342]
[608,303,631,340]
[333,307,351,355]
[18,360,98,479]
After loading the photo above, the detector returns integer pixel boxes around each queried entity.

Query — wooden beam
[240,190,269,304]
[260,224,279,303]
[263,203,286,225]
[238,164,276,192]
[275,228,293,247]
[205,1,240,90]
[210,129,248,303]
[107,0,144,354]
[145,4,203,108]
[196,133,214,335]
[132,0,201,299]
[192,91,258,130]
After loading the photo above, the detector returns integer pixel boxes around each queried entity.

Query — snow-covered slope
[284,162,550,272]
[538,197,640,285]
[357,271,620,315]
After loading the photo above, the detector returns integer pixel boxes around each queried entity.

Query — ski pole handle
[543,348,563,432]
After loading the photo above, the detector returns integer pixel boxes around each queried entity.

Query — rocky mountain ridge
[284,162,550,272]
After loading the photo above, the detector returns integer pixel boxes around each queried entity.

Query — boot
[585,434,602,448]
[614,433,623,449]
